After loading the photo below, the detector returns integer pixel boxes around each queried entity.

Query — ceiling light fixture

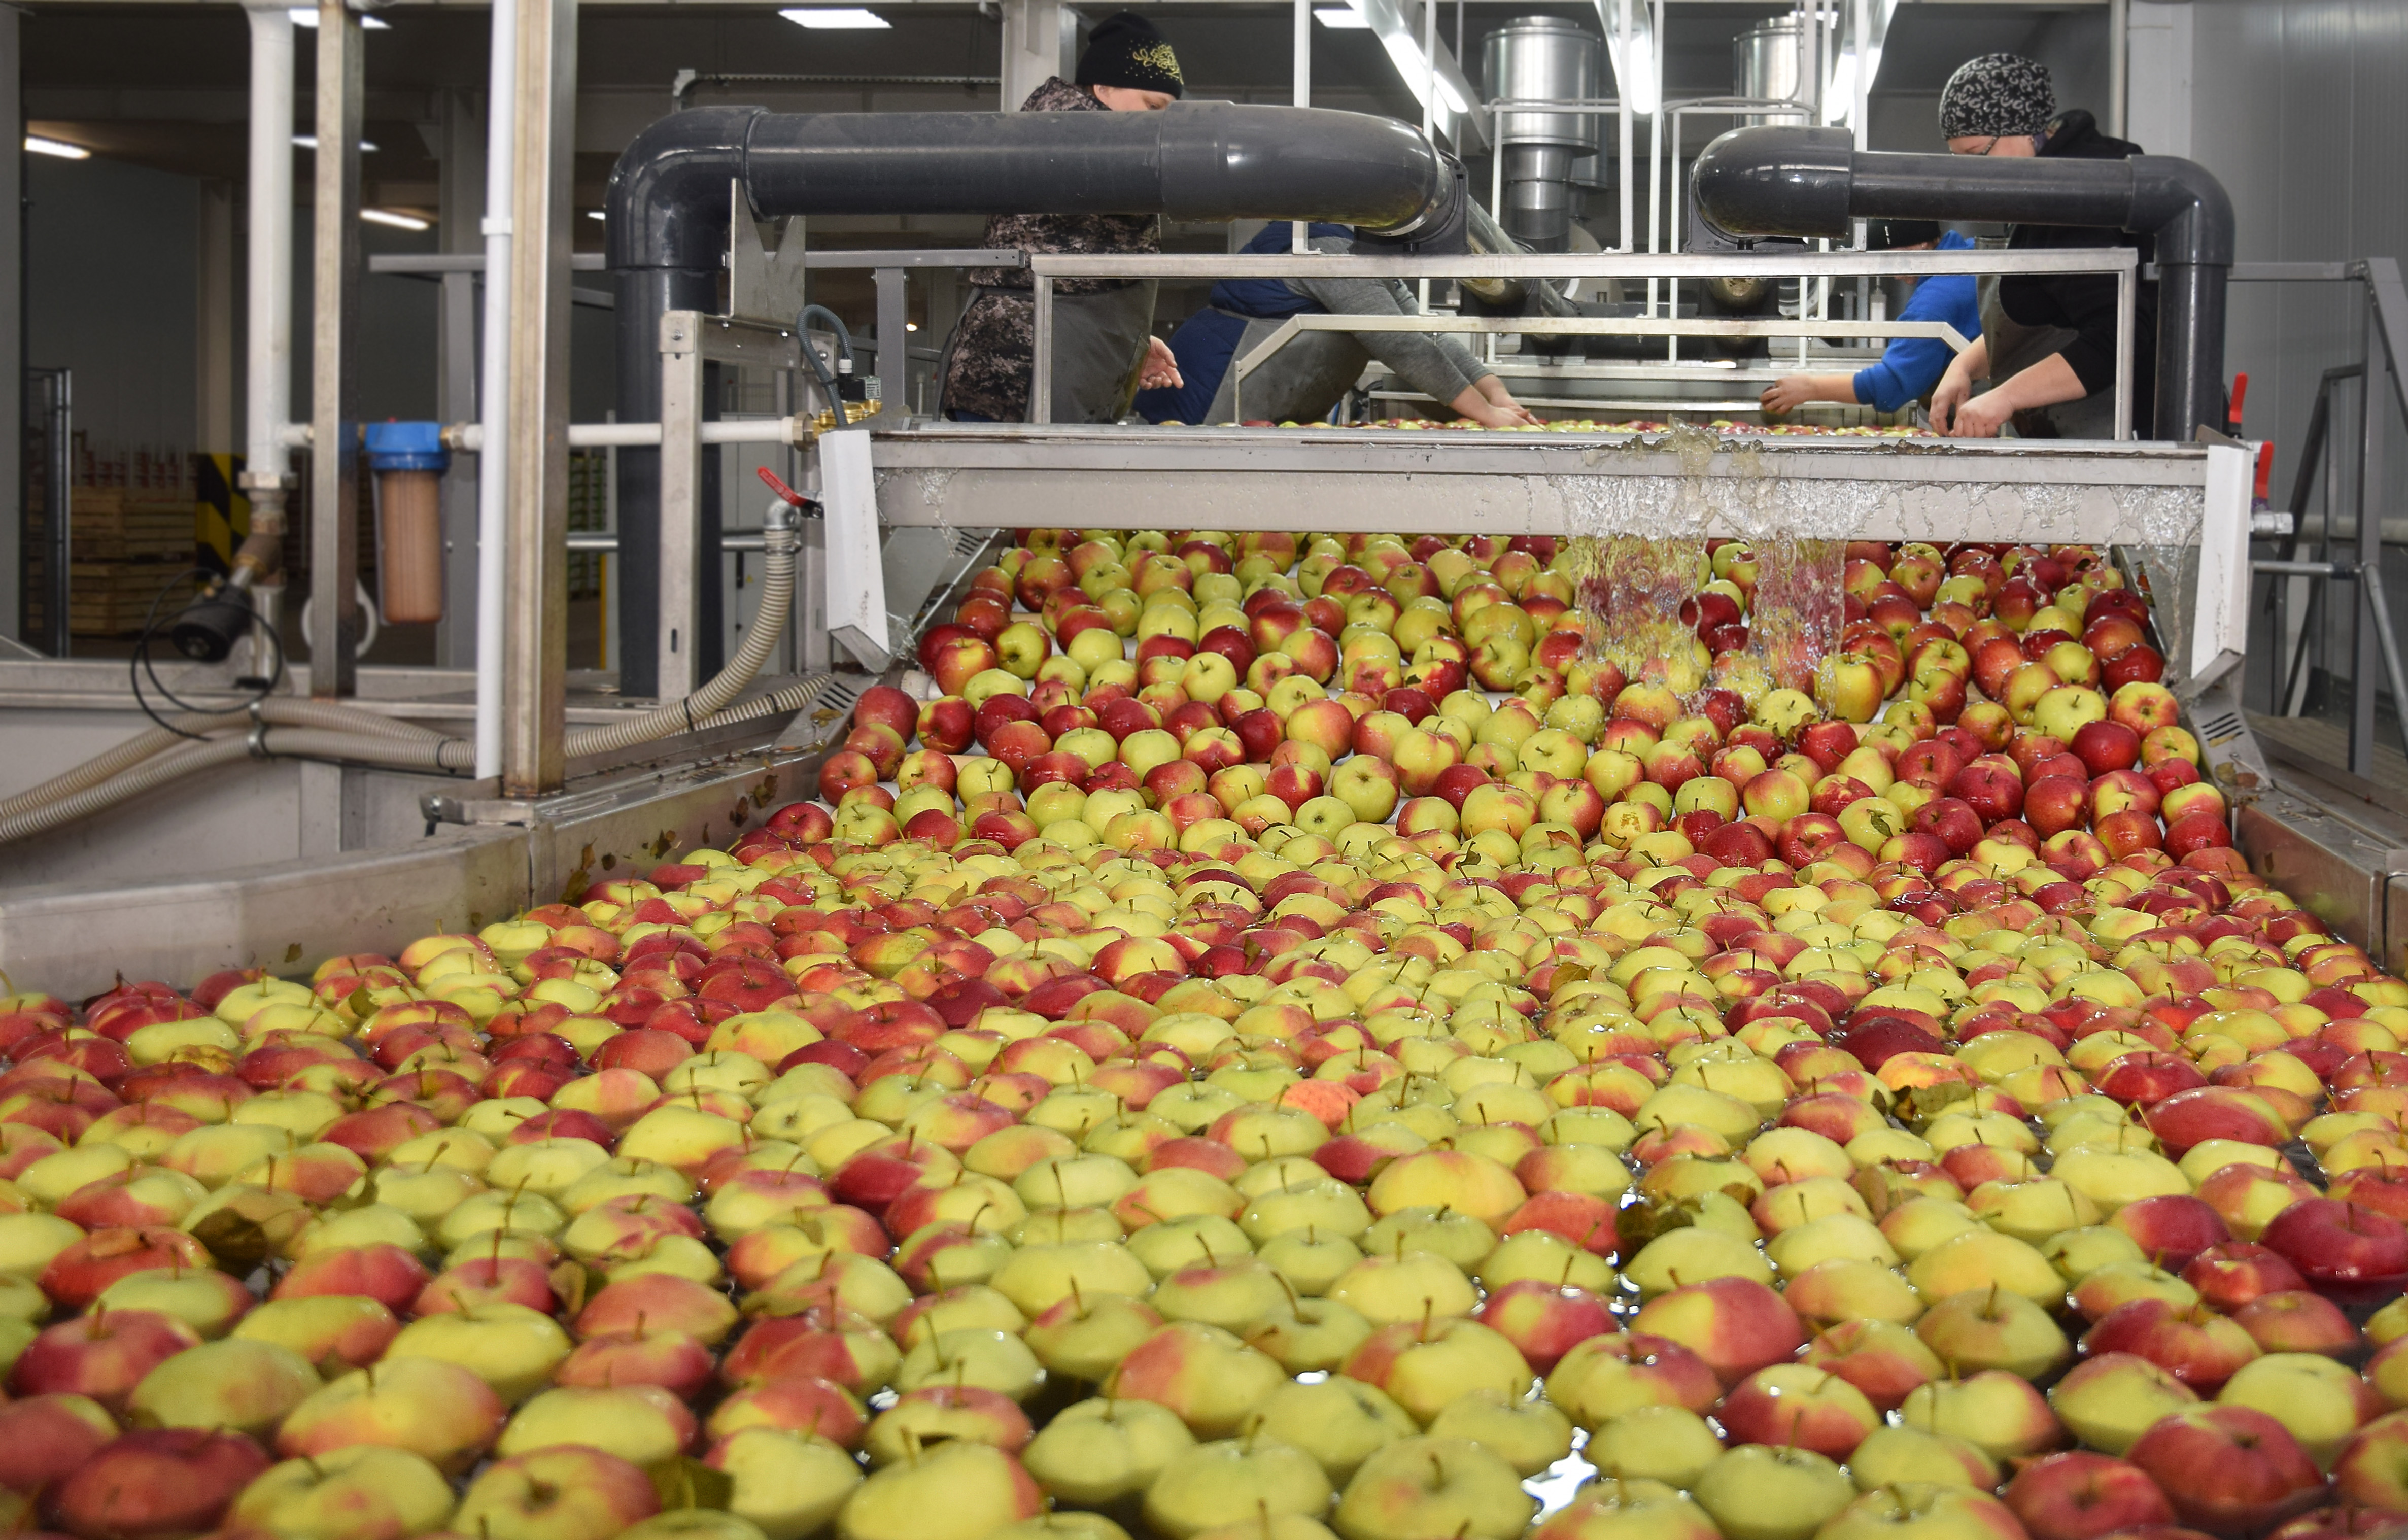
[289,8,391,28]
[1313,7,1371,26]
[293,134,379,152]
[24,136,90,160]
[780,8,890,27]
[360,209,430,231]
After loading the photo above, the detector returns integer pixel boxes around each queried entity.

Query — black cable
[796,302,860,429]
[129,567,286,739]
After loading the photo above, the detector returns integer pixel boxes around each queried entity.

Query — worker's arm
[1761,374,1860,414]
[1937,350,2084,438]
[1289,270,1529,426]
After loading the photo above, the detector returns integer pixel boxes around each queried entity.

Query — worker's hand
[1943,389,2015,439]
[1137,336,1183,392]
[1474,377,1542,426]
[1760,375,1821,415]
[1929,361,1975,435]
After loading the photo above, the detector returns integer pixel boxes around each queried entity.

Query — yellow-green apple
[1846,1425,1998,1491]
[1330,1434,1533,1540]
[1545,1331,1721,1428]
[274,1355,506,1474]
[1692,1443,1856,1540]
[1236,1377,1416,1487]
[232,1295,398,1377]
[1142,1438,1330,1540]
[839,1440,1044,1540]
[1915,1286,2070,1380]
[227,1445,459,1540]
[2217,1352,2381,1466]
[1022,1293,1164,1383]
[1817,1485,2027,1540]
[125,1337,318,1438]
[1425,1393,1572,1477]
[1800,1318,1945,1412]
[496,1383,697,1468]
[452,1445,661,1540]
[1106,1321,1287,1436]
[1022,1394,1194,1507]
[1587,1404,1725,1487]
[1898,1371,2063,1460]
[706,1426,866,1540]
[1339,1318,1531,1424]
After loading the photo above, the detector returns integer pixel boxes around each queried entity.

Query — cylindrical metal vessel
[1733,18,1803,123]
[1482,16,1602,252]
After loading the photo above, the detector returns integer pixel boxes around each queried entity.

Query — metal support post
[1293,0,1310,254]
[2354,308,2381,779]
[501,0,578,797]
[307,0,364,700]
[874,267,908,403]
[657,313,704,698]
[1030,276,1055,426]
[999,0,1074,111]
[0,6,22,645]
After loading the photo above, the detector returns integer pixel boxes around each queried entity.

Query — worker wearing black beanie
[1076,11,1185,100]
[938,12,1187,423]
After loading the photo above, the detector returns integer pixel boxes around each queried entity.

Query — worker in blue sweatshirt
[1758,221,1981,418]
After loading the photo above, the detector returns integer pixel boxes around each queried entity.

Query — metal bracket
[727,183,808,330]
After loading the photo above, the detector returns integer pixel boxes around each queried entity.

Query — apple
[41,1427,270,1537]
[228,1445,460,1540]
[453,1445,662,1539]
[2127,1405,2325,1537]
[2004,1451,2176,1540]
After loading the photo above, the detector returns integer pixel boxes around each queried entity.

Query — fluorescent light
[588,211,606,221]
[293,134,379,152]
[780,8,889,27]
[1598,0,1659,116]
[289,8,391,27]
[1313,6,1371,25]
[24,136,89,160]
[1825,50,1857,125]
[905,322,919,332]
[360,209,429,231]
[1375,28,1470,117]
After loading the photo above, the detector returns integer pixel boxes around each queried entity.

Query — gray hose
[560,509,801,760]
[2,510,806,844]
[0,698,446,820]
[0,737,258,846]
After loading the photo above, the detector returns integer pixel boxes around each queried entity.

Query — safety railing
[1019,246,2141,436]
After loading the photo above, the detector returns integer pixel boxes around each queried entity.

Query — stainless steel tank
[1733,17,1804,123]
[1481,16,1603,252]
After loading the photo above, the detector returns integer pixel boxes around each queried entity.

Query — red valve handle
[756,466,811,508]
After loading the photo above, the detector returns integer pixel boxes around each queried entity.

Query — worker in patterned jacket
[937,12,1187,424]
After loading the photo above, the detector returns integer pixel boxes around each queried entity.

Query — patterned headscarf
[1076,12,1185,99]
[1939,53,2055,140]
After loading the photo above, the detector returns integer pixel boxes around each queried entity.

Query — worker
[1757,220,1981,419]
[1926,54,2159,439]
[1133,219,1540,427]
[937,12,1187,424]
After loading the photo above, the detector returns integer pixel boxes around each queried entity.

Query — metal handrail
[1019,246,2139,437]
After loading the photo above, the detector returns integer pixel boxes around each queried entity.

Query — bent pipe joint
[1688,125,2235,440]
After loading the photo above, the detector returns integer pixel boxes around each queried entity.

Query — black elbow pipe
[1690,125,2233,443]
[604,100,1458,697]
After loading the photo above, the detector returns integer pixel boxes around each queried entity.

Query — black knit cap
[1077,11,1185,98]
[1939,53,2054,139]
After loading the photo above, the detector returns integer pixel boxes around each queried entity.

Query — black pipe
[1689,125,2233,443]
[605,101,1458,697]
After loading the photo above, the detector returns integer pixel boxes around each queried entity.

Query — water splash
[1557,427,1717,695]
[2115,483,2207,686]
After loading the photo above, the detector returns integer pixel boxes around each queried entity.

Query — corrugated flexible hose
[0,510,813,845]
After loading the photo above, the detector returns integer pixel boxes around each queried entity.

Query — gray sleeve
[1284,265,1488,410]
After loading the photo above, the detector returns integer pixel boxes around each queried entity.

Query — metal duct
[605,101,1460,697]
[1481,17,1602,253]
[1731,19,1803,124]
[1690,124,2234,442]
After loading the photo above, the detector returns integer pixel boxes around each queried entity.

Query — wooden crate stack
[69,486,201,638]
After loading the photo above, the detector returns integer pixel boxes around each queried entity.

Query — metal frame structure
[2243,257,2408,780]
[1020,247,2139,433]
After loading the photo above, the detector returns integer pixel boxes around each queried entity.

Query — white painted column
[1000,0,1076,111]
[2126,0,2194,160]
